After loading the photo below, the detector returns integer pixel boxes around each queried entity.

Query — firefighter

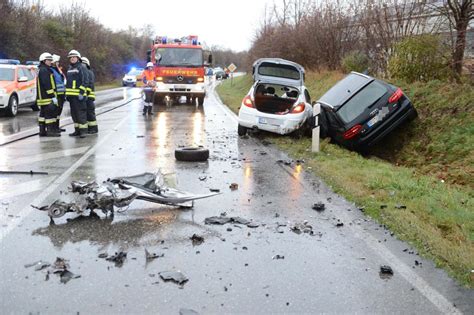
[81,57,98,134]
[141,62,155,115]
[51,54,66,132]
[65,50,89,138]
[36,52,60,137]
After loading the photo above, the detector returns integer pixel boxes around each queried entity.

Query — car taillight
[242,95,254,108]
[290,103,305,114]
[343,124,363,140]
[388,88,403,103]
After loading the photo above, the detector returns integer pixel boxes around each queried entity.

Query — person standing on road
[36,52,60,137]
[65,50,88,138]
[141,62,156,115]
[81,57,98,134]
[51,54,66,133]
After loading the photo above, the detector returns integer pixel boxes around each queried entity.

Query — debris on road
[204,215,258,228]
[25,260,50,271]
[190,234,204,246]
[312,202,325,212]
[145,248,164,260]
[98,253,108,258]
[33,172,220,218]
[26,257,80,284]
[379,265,394,279]
[175,146,210,162]
[229,183,239,190]
[179,308,200,315]
[335,221,344,227]
[106,251,127,267]
[159,271,189,286]
[272,255,285,260]
[290,222,314,235]
[209,188,220,193]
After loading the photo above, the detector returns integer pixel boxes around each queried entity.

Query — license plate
[174,85,186,89]
[258,117,267,124]
[367,116,379,127]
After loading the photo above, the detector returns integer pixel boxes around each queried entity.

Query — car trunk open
[253,83,299,114]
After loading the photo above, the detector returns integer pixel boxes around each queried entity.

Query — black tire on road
[5,95,18,117]
[237,124,248,136]
[175,146,209,162]
[31,103,40,111]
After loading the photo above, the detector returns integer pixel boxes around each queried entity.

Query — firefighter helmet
[52,54,60,63]
[82,57,90,66]
[39,52,53,62]
[67,50,81,59]
[146,62,153,68]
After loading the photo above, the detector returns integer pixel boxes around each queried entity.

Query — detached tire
[237,124,248,136]
[175,146,209,162]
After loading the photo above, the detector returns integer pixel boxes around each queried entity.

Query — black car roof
[318,72,374,109]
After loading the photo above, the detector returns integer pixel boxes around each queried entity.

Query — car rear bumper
[358,100,417,147]
[238,106,307,135]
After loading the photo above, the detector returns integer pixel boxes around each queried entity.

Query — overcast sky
[43,0,275,51]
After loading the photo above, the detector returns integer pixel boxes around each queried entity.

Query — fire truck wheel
[186,96,193,104]
[153,94,164,105]
[175,146,209,162]
[197,96,204,106]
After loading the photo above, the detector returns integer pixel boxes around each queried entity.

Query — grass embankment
[95,80,122,91]
[216,72,474,287]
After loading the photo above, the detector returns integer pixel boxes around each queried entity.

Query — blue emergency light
[162,36,167,44]
[0,59,20,65]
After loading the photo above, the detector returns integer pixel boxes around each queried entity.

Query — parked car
[122,68,144,87]
[317,71,417,150]
[0,60,38,116]
[214,67,228,79]
[237,58,313,136]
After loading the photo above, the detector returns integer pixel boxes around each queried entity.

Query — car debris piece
[145,248,164,260]
[98,253,108,258]
[27,257,80,284]
[33,172,220,218]
[272,255,285,260]
[229,183,239,190]
[204,215,258,228]
[59,270,81,284]
[25,260,50,271]
[106,252,127,267]
[190,234,204,246]
[312,202,325,211]
[290,222,314,235]
[179,308,200,315]
[175,146,209,162]
[379,265,394,279]
[159,271,189,286]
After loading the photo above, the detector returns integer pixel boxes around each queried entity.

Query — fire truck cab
[149,35,211,106]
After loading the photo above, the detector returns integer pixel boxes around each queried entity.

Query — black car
[317,72,417,150]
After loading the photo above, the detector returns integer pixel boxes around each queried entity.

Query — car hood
[0,81,15,90]
[123,75,137,80]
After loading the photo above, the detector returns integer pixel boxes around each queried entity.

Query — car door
[24,67,37,104]
[16,67,31,105]
[252,58,305,86]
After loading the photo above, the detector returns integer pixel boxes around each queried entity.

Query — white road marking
[211,85,461,314]
[0,177,55,200]
[0,146,89,167]
[0,114,129,242]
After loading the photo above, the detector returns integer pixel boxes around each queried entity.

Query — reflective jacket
[84,65,96,100]
[65,62,88,97]
[36,63,56,106]
[142,69,155,84]
[51,66,66,95]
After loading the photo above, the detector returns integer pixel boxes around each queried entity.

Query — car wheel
[175,146,209,162]
[237,124,248,136]
[31,103,40,111]
[6,95,18,117]
[197,96,204,106]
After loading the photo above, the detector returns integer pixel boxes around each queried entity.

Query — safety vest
[51,67,65,94]
[142,69,155,83]
[65,62,87,97]
[36,63,56,106]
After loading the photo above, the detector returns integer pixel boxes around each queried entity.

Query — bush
[342,51,369,73]
[388,35,451,82]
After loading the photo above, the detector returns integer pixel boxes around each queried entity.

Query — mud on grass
[217,73,474,287]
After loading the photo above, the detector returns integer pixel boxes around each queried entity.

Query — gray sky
[43,0,274,51]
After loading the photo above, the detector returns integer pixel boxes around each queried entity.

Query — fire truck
[148,35,212,106]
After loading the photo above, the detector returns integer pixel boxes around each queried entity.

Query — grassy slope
[216,73,474,287]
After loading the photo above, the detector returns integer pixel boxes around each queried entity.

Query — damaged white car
[237,58,313,136]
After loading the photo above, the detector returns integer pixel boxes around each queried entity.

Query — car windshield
[319,73,372,107]
[336,81,388,123]
[258,62,300,80]
[156,48,203,67]
[0,68,15,81]
[127,69,143,76]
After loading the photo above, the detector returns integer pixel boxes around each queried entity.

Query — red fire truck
[148,35,212,106]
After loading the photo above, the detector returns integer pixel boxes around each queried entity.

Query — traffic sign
[228,63,237,73]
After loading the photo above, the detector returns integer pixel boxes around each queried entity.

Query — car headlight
[0,88,6,94]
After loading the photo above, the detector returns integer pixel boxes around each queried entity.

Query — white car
[237,58,313,136]
[122,68,144,87]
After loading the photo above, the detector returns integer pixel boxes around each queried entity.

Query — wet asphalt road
[0,83,472,314]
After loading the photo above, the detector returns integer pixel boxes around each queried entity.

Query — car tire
[238,124,248,136]
[31,103,40,111]
[197,96,204,106]
[175,146,209,162]
[6,95,18,117]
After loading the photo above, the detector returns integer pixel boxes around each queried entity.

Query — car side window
[304,89,311,103]
[326,110,341,128]
[27,68,36,81]
[19,68,30,80]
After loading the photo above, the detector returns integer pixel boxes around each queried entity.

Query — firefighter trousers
[68,96,88,131]
[38,102,57,127]
[56,94,65,123]
[86,98,98,132]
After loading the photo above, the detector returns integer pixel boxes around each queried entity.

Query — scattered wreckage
[33,172,219,218]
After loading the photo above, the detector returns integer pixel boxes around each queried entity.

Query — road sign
[228,63,237,73]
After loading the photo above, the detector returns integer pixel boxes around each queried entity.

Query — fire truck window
[156,48,203,67]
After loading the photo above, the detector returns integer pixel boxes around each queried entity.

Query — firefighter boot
[45,125,61,137]
[147,105,153,115]
[69,127,81,137]
[39,124,47,137]
[88,125,98,134]
[142,106,147,115]
[79,128,87,138]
